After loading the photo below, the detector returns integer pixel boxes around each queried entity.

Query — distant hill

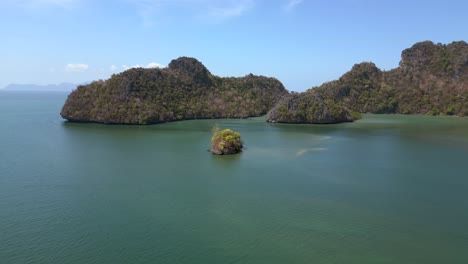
[3,83,78,92]
[267,40,468,123]
[61,57,291,124]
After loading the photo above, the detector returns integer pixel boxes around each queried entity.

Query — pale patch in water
[315,136,332,141]
[296,148,327,156]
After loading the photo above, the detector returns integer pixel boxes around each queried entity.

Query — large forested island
[61,57,289,124]
[267,41,467,123]
[61,41,467,125]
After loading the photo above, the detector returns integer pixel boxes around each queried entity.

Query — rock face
[278,41,467,120]
[61,57,288,124]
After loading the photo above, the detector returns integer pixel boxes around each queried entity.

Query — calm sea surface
[1,91,468,264]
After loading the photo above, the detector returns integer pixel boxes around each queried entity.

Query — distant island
[61,41,467,125]
[267,41,468,123]
[4,83,78,92]
[61,57,291,124]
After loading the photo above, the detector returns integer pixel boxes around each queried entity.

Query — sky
[0,0,467,91]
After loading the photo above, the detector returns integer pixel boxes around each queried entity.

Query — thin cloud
[34,0,75,5]
[284,0,303,12]
[4,0,77,8]
[126,0,255,25]
[65,63,89,72]
[122,62,165,70]
[207,0,254,19]
[146,62,165,68]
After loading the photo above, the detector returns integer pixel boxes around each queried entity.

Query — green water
[1,91,468,264]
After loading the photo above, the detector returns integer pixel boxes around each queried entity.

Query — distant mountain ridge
[267,40,468,123]
[3,83,79,91]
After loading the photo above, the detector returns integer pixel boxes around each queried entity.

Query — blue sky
[1,0,467,91]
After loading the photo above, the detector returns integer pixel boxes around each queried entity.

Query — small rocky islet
[210,128,243,155]
[61,41,467,125]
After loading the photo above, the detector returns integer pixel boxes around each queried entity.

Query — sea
[1,91,468,263]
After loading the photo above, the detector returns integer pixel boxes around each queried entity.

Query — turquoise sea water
[1,91,468,263]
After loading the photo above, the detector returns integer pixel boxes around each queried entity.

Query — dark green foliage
[308,62,398,114]
[267,40,466,124]
[266,92,354,124]
[61,57,288,124]
[210,127,243,155]
[350,111,362,121]
[307,41,467,116]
